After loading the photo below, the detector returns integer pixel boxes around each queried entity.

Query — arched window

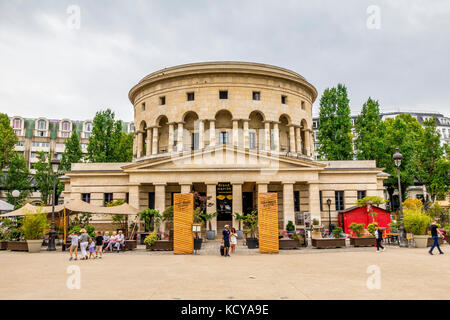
[38,120,47,130]
[62,121,70,131]
[85,122,93,132]
[13,118,22,129]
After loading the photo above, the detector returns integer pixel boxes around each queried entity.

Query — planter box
[0,241,7,250]
[427,237,444,247]
[124,240,137,251]
[312,238,346,249]
[350,237,375,247]
[414,235,428,248]
[7,241,28,251]
[146,240,173,251]
[279,239,301,250]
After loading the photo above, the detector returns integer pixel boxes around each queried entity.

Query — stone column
[264,121,271,151]
[243,120,249,149]
[304,129,311,156]
[180,184,191,193]
[308,182,321,225]
[152,126,159,155]
[209,120,216,147]
[145,128,151,156]
[168,123,174,152]
[283,183,295,229]
[273,122,279,152]
[206,183,217,232]
[232,119,239,147]
[128,184,140,225]
[177,122,184,152]
[154,183,166,232]
[198,119,204,150]
[257,183,268,193]
[289,125,296,153]
[137,131,143,158]
[309,130,314,157]
[295,126,302,155]
[232,183,243,229]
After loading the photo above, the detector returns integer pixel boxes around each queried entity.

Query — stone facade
[62,62,387,233]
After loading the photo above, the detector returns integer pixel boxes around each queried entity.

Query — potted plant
[311,218,322,239]
[286,220,295,237]
[243,210,258,249]
[0,218,13,250]
[349,222,375,247]
[144,231,158,249]
[21,211,48,253]
[193,207,204,250]
[233,212,246,239]
[201,211,218,240]
[279,226,302,250]
[404,210,432,248]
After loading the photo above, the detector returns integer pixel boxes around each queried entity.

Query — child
[88,238,96,259]
[68,232,79,261]
[230,227,238,253]
[95,231,104,258]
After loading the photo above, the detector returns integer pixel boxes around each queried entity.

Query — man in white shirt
[115,230,125,253]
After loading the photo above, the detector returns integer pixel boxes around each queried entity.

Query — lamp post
[48,157,61,251]
[393,148,408,247]
[11,190,20,208]
[326,198,332,233]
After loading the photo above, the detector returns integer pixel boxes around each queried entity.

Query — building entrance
[216,183,232,229]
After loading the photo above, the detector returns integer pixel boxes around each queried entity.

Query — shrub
[68,225,81,235]
[286,221,295,232]
[332,227,343,239]
[312,218,319,226]
[86,225,96,238]
[349,223,364,237]
[404,210,432,235]
[144,231,158,247]
[367,222,378,236]
[403,198,423,211]
[21,211,48,240]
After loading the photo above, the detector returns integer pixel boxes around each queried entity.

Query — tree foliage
[317,84,353,160]
[34,151,63,205]
[1,152,32,207]
[0,113,18,171]
[60,130,83,172]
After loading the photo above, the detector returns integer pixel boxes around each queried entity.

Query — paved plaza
[0,242,448,300]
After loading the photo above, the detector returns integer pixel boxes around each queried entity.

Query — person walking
[95,231,104,258]
[230,227,238,253]
[375,225,385,252]
[79,228,90,260]
[68,231,79,261]
[429,220,444,255]
[222,225,231,257]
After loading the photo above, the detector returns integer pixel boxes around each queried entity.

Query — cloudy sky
[0,0,449,122]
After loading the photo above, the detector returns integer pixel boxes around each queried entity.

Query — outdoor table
[385,233,399,245]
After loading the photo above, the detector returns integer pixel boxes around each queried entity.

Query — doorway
[216,182,232,230]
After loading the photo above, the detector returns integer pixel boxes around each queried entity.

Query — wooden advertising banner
[258,193,279,253]
[173,193,194,254]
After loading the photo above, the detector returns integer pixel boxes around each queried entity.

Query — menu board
[258,193,279,253]
[173,193,194,254]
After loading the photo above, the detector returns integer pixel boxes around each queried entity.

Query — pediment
[122,146,326,172]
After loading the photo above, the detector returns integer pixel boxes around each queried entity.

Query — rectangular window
[294,191,300,212]
[281,95,287,104]
[125,192,129,204]
[142,103,146,111]
[81,193,91,203]
[335,191,344,211]
[148,192,155,209]
[192,132,199,150]
[16,141,25,146]
[187,92,195,101]
[252,91,260,101]
[104,193,113,206]
[249,132,257,149]
[357,190,366,200]
[219,131,228,145]
[319,191,323,211]
[219,90,228,99]
[160,96,166,105]
[301,101,306,110]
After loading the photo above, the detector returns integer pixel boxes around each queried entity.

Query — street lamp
[393,148,408,247]
[11,190,20,208]
[47,157,60,251]
[326,198,332,233]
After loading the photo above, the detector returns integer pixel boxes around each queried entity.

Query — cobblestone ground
[0,242,448,300]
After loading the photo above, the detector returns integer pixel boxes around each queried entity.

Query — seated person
[115,230,125,253]
[102,231,110,251]
[106,231,117,252]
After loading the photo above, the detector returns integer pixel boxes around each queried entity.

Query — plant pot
[26,240,42,253]
[194,238,203,250]
[124,240,137,251]
[279,239,301,250]
[350,237,376,247]
[414,235,428,248]
[311,231,322,239]
[0,241,7,250]
[246,237,258,249]
[206,230,216,240]
[146,240,173,251]
[237,230,244,239]
[7,241,28,251]
[312,238,346,249]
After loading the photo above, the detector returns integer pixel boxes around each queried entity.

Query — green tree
[381,114,424,204]
[0,113,18,170]
[414,118,449,202]
[1,153,32,207]
[60,130,83,172]
[115,132,133,162]
[317,84,353,160]
[34,151,63,205]
[354,98,388,165]
[87,109,123,162]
